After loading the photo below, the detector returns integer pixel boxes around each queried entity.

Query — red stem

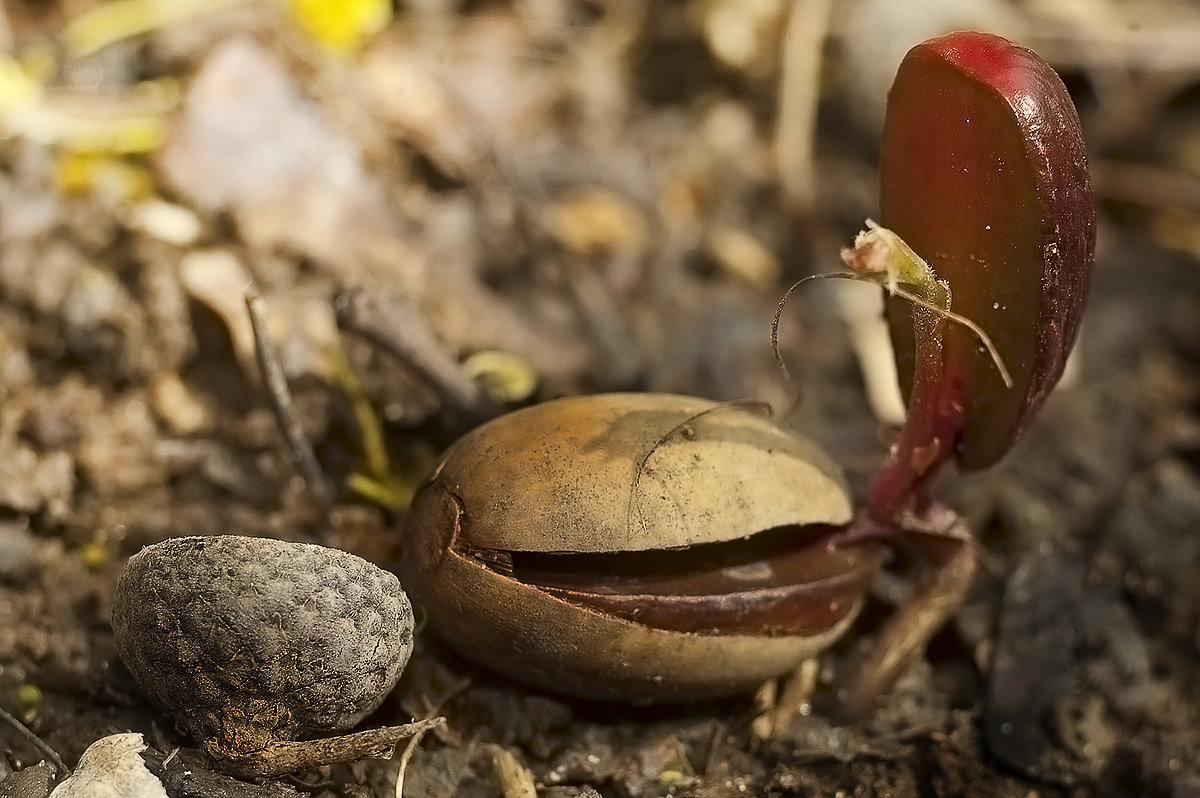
[865,313,966,523]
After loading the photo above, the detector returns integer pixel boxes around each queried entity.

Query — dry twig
[0,703,68,777]
[775,0,834,215]
[245,291,336,513]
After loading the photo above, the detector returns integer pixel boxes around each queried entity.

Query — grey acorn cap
[112,535,413,757]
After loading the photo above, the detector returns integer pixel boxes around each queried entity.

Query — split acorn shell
[404,393,881,702]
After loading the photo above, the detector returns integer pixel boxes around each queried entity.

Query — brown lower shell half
[410,549,863,702]
[404,489,869,702]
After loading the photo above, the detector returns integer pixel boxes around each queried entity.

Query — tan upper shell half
[424,393,852,553]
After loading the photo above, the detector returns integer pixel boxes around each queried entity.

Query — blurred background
[0,1,1198,796]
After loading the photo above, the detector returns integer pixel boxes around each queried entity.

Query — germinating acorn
[402,32,1096,715]
[112,535,415,775]
[404,393,883,703]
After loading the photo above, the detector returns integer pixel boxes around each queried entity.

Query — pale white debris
[49,734,167,798]
[833,279,907,426]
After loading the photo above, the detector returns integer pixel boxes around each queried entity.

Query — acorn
[112,535,429,778]
[403,393,883,702]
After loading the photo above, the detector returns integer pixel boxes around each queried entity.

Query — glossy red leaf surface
[881,31,1095,470]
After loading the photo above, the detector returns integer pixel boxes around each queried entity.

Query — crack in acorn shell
[402,393,870,701]
[458,525,884,636]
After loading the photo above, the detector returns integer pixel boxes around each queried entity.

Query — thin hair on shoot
[626,399,774,537]
[771,221,1013,397]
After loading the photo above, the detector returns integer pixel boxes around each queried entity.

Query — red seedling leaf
[881,31,1095,471]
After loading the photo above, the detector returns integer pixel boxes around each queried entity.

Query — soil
[0,2,1198,797]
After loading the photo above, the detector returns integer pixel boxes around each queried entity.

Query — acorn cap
[112,535,413,757]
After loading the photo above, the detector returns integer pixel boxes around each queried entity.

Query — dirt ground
[0,1,1198,796]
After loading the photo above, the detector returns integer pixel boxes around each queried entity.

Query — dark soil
[0,2,1198,797]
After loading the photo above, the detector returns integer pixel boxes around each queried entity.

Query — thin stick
[220,719,446,780]
[245,292,335,513]
[391,677,471,798]
[326,347,392,482]
[390,726,424,798]
[334,289,495,426]
[0,703,69,777]
[775,0,833,214]
[702,721,726,778]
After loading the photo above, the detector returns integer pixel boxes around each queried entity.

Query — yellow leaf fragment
[1,53,173,156]
[326,346,391,482]
[63,0,248,57]
[54,152,154,200]
[489,746,537,798]
[706,225,780,288]
[0,54,38,109]
[150,372,212,435]
[548,188,647,257]
[461,350,538,404]
[288,0,392,54]
[68,114,166,155]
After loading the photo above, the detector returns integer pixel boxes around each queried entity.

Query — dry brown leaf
[158,37,398,279]
[705,225,780,288]
[547,188,647,257]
